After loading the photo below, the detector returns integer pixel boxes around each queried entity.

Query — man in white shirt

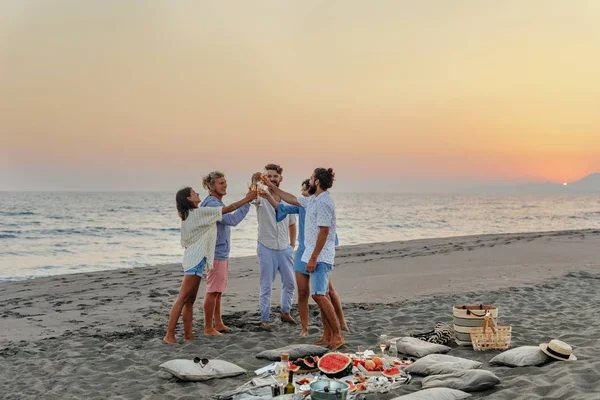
[255,163,298,328]
[261,167,344,350]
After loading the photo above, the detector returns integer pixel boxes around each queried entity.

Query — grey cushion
[255,344,329,361]
[393,337,451,358]
[406,354,482,376]
[422,370,501,392]
[159,359,246,382]
[490,345,552,367]
[391,388,471,399]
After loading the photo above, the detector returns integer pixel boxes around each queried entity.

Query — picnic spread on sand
[158,304,578,399]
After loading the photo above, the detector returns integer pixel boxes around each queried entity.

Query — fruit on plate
[364,360,376,371]
[287,362,301,372]
[372,357,383,367]
[317,353,353,379]
[382,367,402,377]
[300,355,318,369]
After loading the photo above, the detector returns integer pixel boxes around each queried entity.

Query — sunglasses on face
[193,357,209,368]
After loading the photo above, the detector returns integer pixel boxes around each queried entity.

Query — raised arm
[257,173,301,206]
[275,203,300,222]
[204,197,251,226]
[222,190,256,214]
[259,190,279,210]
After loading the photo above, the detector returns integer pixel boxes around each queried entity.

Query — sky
[1,0,599,192]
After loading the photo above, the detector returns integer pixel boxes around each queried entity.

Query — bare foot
[328,338,346,350]
[204,328,223,336]
[183,336,197,342]
[314,337,329,345]
[215,324,232,332]
[298,329,309,337]
[281,313,297,325]
[341,325,350,333]
[163,335,178,344]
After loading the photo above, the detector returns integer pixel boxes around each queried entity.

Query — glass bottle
[388,342,398,359]
[283,370,295,394]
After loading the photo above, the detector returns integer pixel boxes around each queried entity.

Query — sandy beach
[1,229,600,399]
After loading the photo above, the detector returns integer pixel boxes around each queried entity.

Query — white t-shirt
[297,192,336,265]
[181,207,223,271]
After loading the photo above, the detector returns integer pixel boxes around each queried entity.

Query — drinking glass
[356,345,365,361]
[247,180,261,207]
[379,334,388,356]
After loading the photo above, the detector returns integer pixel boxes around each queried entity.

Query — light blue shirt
[200,195,250,260]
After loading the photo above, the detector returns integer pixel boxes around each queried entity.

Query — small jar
[388,343,398,358]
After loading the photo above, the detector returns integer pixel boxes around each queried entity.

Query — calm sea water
[1,192,600,281]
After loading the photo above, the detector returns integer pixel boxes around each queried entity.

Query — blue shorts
[293,246,309,275]
[184,258,206,276]
[310,262,332,295]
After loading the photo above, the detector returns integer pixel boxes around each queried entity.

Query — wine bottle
[283,370,295,394]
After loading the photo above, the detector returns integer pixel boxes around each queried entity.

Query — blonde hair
[202,171,225,191]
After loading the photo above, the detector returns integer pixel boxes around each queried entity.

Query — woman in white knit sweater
[163,186,256,344]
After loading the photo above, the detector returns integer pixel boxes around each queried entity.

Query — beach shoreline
[1,229,600,399]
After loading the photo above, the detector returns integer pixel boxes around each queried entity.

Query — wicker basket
[470,311,512,351]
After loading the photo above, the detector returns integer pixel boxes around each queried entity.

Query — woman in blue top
[263,179,347,337]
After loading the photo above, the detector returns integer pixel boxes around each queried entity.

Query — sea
[1,191,600,282]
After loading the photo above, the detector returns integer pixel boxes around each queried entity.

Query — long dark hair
[176,187,196,221]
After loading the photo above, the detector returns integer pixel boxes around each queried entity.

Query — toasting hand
[245,189,258,202]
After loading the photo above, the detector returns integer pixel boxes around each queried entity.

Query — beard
[270,179,280,188]
[308,184,317,195]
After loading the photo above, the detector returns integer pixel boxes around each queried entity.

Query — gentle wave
[0,211,35,216]
[1,191,600,281]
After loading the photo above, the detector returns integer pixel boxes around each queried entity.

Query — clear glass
[356,345,365,361]
[379,334,388,356]
[247,180,261,207]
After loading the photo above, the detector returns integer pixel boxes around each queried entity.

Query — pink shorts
[206,260,229,293]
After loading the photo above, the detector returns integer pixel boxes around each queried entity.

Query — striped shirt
[181,207,223,272]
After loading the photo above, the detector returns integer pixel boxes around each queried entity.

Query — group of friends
[163,164,347,350]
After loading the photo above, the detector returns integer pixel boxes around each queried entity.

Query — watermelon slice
[300,355,318,369]
[382,367,402,377]
[317,353,353,379]
[287,362,301,372]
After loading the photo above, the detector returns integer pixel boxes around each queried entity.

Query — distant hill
[460,173,600,194]
[567,173,600,192]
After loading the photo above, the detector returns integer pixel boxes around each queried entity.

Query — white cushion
[255,344,329,361]
[490,346,551,367]
[391,388,471,399]
[159,359,246,382]
[421,370,500,392]
[405,354,482,376]
[393,337,451,358]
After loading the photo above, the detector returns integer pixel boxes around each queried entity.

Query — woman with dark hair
[163,186,257,344]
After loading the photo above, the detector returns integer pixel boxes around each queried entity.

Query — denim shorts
[293,246,309,275]
[310,262,332,295]
[184,258,206,276]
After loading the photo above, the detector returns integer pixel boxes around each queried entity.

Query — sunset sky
[1,1,599,192]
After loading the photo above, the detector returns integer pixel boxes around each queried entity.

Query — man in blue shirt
[200,171,252,335]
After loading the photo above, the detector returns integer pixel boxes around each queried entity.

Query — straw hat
[539,339,577,361]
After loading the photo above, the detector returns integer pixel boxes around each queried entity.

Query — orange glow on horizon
[1,1,599,190]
